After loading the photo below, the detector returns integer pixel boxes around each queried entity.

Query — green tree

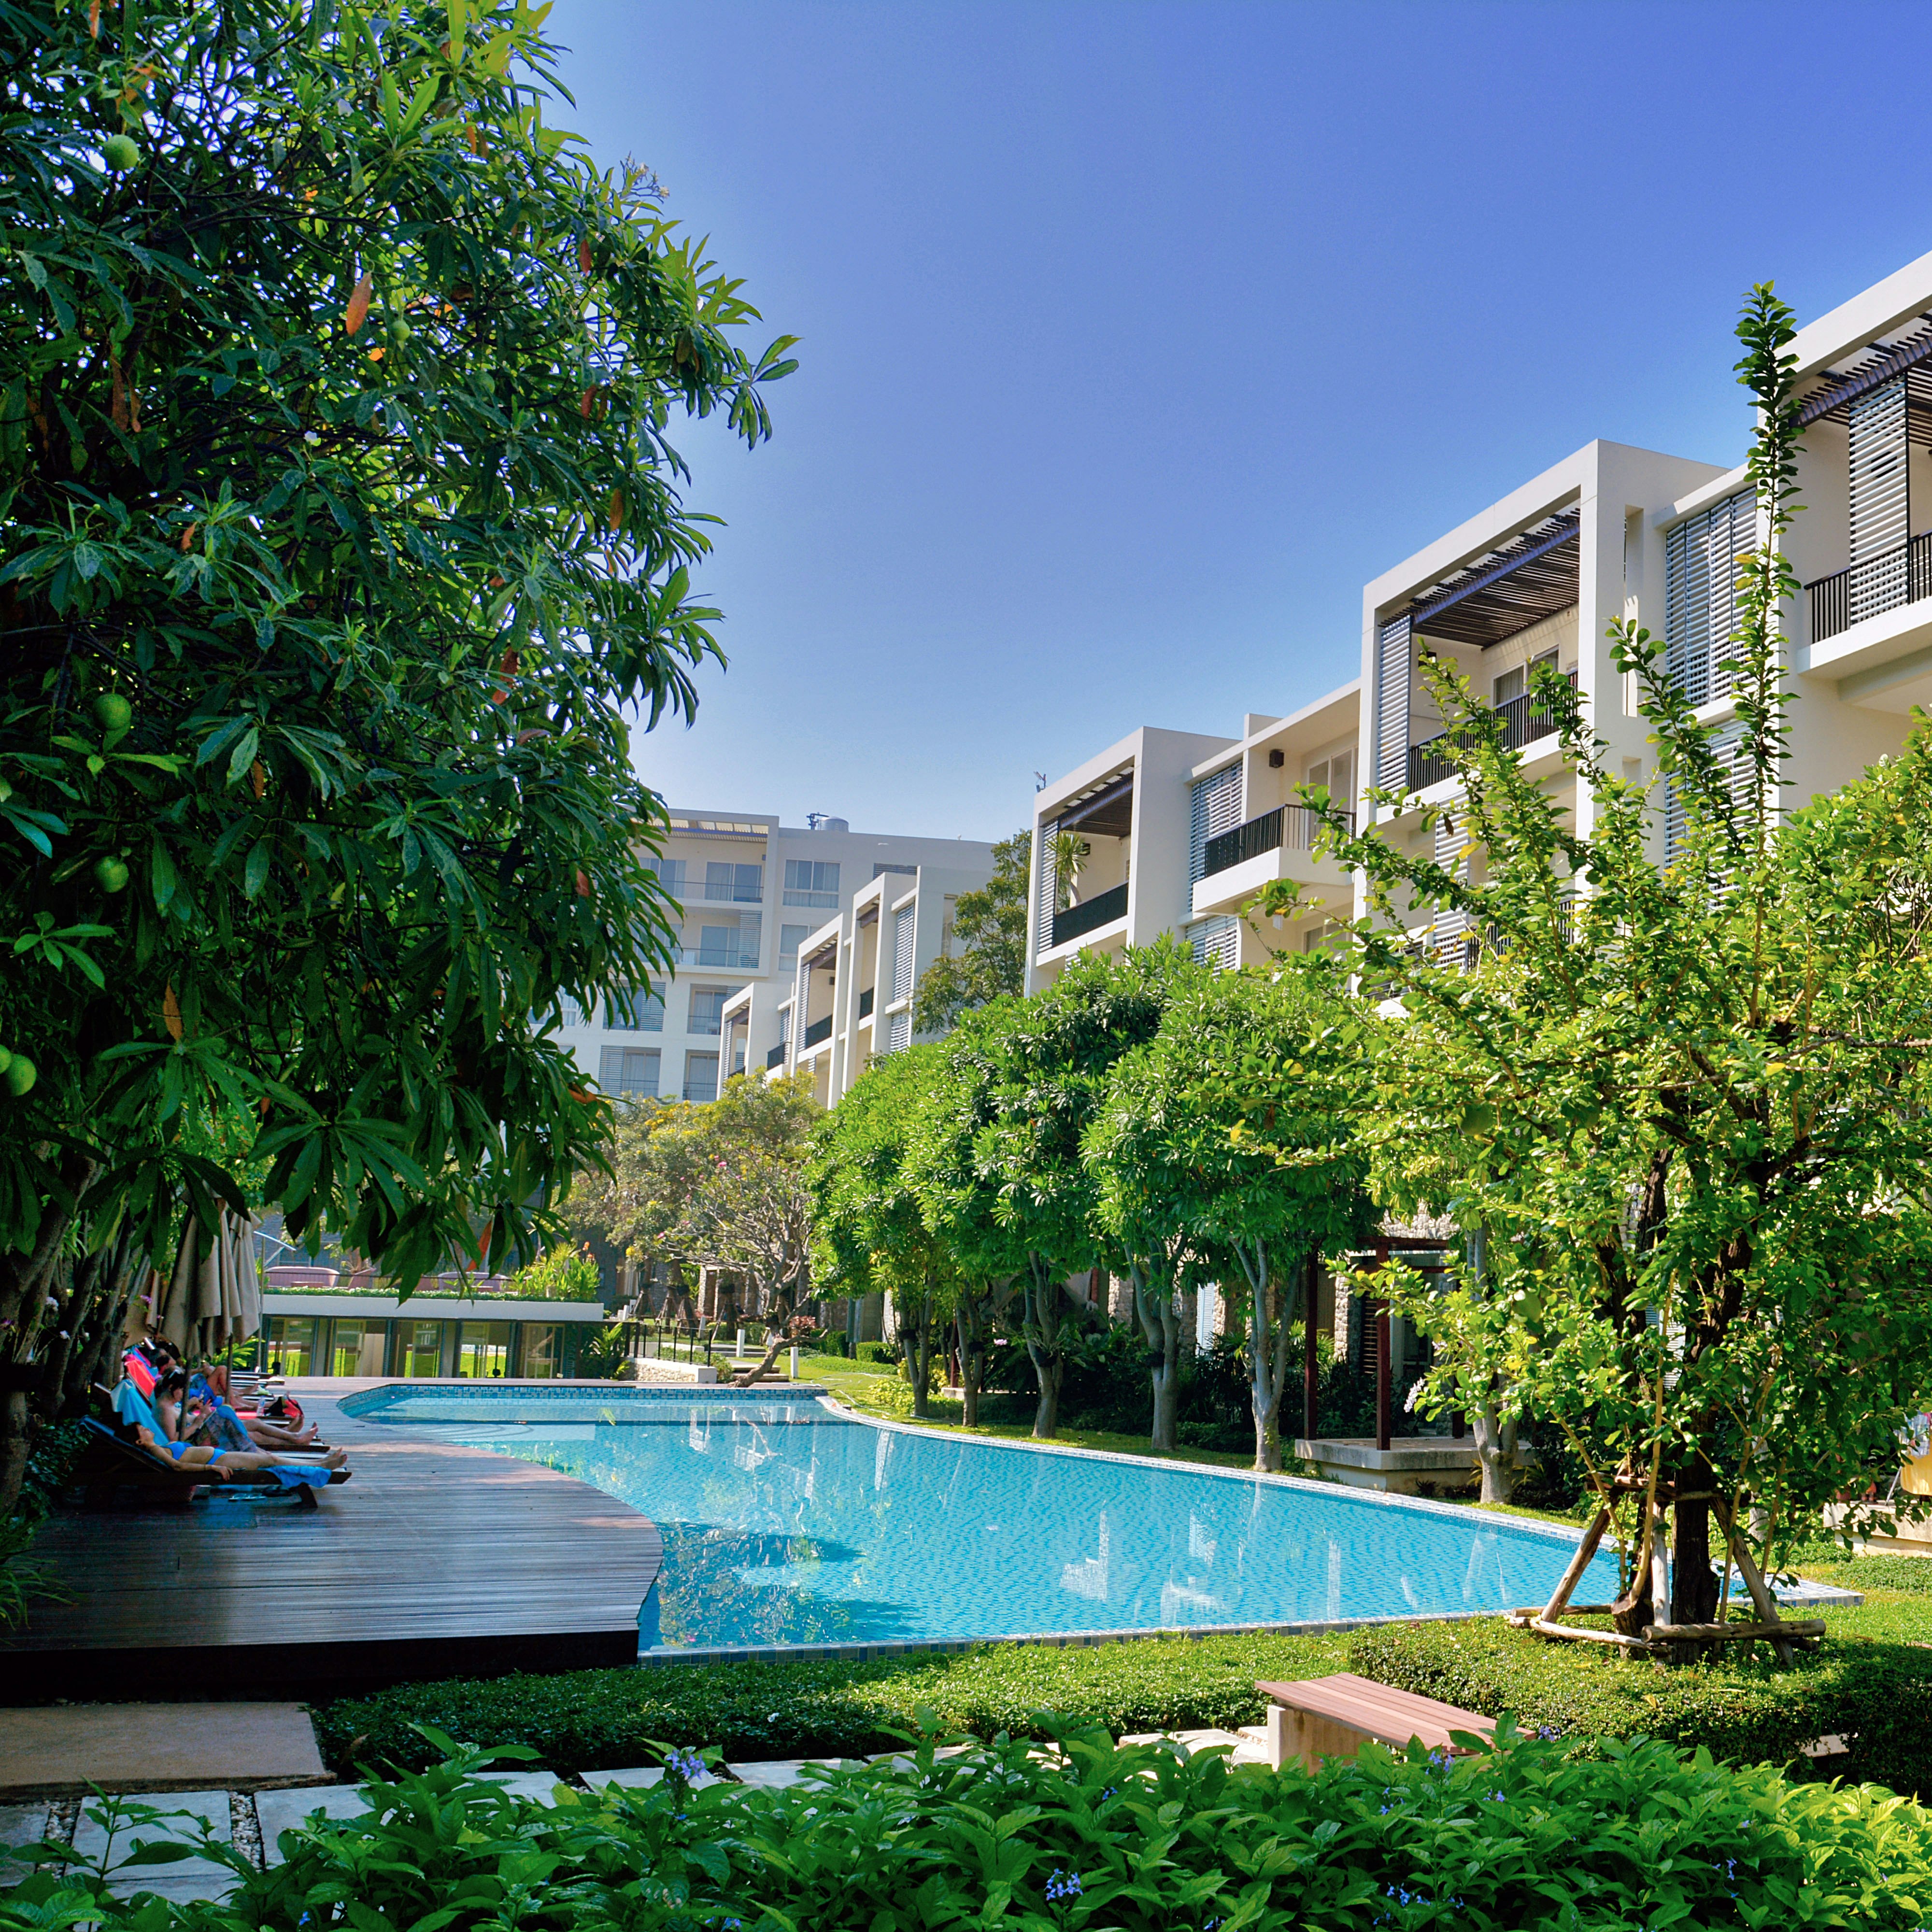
[503,1243,602,1301]
[908,947,1182,1437]
[807,1045,959,1418]
[669,1074,820,1382]
[0,0,794,1507]
[1307,285,1932,1647]
[1094,966,1377,1470]
[911,829,1030,1036]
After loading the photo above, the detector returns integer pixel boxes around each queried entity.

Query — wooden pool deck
[0,1382,662,1702]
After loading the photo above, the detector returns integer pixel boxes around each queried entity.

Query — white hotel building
[557,810,996,1106]
[1031,245,1932,983]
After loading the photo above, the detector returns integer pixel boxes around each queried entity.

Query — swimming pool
[343,1386,1624,1653]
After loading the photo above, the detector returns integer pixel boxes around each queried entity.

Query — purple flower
[1044,1870,1083,1904]
[664,1747,706,1782]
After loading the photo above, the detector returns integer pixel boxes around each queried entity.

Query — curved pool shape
[344,1387,1622,1651]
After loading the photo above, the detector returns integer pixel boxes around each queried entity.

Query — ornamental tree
[0,0,793,1507]
[910,828,1029,1036]
[1299,285,1932,1643]
[806,1044,960,1418]
[1091,965,1377,1470]
[907,945,1184,1437]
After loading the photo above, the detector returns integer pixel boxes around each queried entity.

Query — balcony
[801,1013,833,1050]
[1050,881,1129,949]
[766,1043,786,1070]
[1407,672,1576,792]
[672,944,758,970]
[1202,805,1356,881]
[858,986,874,1018]
[1808,532,1932,645]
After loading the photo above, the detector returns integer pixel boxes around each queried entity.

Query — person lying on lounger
[115,1376,347,1472]
[127,1421,349,1475]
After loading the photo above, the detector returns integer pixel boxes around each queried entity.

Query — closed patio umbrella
[158,1208,262,1360]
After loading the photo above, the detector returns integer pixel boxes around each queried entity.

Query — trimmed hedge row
[1349,1616,1932,1798]
[311,1631,1352,1775]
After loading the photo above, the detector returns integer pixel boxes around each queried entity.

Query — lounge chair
[70,1418,352,1510]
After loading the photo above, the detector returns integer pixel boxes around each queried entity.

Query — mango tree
[0,0,794,1508]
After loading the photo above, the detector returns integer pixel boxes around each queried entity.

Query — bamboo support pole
[1641,1618,1825,1643]
[1536,1506,1611,1625]
[1528,1616,1657,1655]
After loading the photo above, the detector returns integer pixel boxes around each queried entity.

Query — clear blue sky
[549,0,1932,842]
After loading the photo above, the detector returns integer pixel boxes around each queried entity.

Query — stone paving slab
[255,1784,376,1863]
[0,1704,328,1800]
[473,1771,568,1802]
[69,1789,237,1904]
[727,1760,824,1790]
[580,1764,723,1793]
[1,1803,52,1886]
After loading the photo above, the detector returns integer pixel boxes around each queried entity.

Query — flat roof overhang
[1401,511,1580,649]
[1057,769,1134,838]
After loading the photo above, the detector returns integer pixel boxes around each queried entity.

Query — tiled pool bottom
[342,1386,1625,1656]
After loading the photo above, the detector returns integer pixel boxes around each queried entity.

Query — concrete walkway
[4,1732,1267,1903]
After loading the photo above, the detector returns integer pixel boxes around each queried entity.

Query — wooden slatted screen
[1849,376,1909,626]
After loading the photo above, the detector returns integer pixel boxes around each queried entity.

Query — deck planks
[0,1386,661,1701]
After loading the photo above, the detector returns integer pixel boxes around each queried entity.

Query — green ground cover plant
[14,1731,1932,1932]
[312,1633,1353,1775]
[1350,1616,1932,1799]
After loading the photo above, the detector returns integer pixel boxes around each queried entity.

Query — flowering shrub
[9,1725,1932,1932]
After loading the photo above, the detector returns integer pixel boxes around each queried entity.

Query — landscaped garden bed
[17,1728,1932,1932]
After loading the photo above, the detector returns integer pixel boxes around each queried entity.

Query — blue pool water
[345,1387,1624,1651]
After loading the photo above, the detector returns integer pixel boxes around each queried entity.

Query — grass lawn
[797,1354,1257,1470]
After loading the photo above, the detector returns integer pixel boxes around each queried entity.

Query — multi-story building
[557,810,997,1107]
[752,854,997,1106]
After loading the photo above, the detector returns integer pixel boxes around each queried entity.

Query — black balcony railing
[1201,804,1357,881]
[801,1013,833,1050]
[1807,531,1932,644]
[766,1043,786,1070]
[858,986,874,1018]
[1050,881,1129,948]
[1407,671,1577,792]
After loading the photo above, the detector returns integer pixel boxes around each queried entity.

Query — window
[644,857,686,899]
[328,1321,386,1377]
[683,1051,720,1103]
[1492,653,1556,708]
[779,922,810,965]
[1665,490,1754,704]
[605,982,664,1031]
[783,859,840,908]
[872,862,916,880]
[518,1323,561,1379]
[696,923,756,968]
[1305,748,1354,800]
[399,1319,444,1378]
[687,984,736,1035]
[598,1045,660,1097]
[265,1316,316,1378]
[458,1321,512,1378]
[704,861,763,903]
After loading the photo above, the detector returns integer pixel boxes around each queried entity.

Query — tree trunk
[956,1305,982,1427]
[1671,1457,1719,1626]
[1238,1240,1302,1475]
[1129,1261,1182,1456]
[909,1291,934,1420]
[1023,1257,1066,1440]
[1471,1406,1515,1505]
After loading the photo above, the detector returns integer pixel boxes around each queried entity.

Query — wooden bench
[1256,1673,1494,1772]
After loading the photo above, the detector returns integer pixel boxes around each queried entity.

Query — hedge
[311,1631,1352,1775]
[21,1730,1932,1932]
[1348,1616,1932,1799]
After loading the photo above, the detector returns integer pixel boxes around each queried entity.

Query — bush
[853,1340,897,1365]
[504,1248,605,1302]
[810,1331,848,1358]
[312,1633,1354,1775]
[20,1731,1932,1932]
[1349,1615,1932,1799]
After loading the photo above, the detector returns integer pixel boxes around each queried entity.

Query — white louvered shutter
[1035,822,1058,955]
[891,907,915,1004]
[885,1010,911,1053]
[1187,915,1240,971]
[1189,764,1243,882]
[1375,614,1413,790]
[1849,378,1909,625]
[1665,489,1752,707]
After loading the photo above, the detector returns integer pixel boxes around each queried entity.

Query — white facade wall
[557,813,995,1105]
